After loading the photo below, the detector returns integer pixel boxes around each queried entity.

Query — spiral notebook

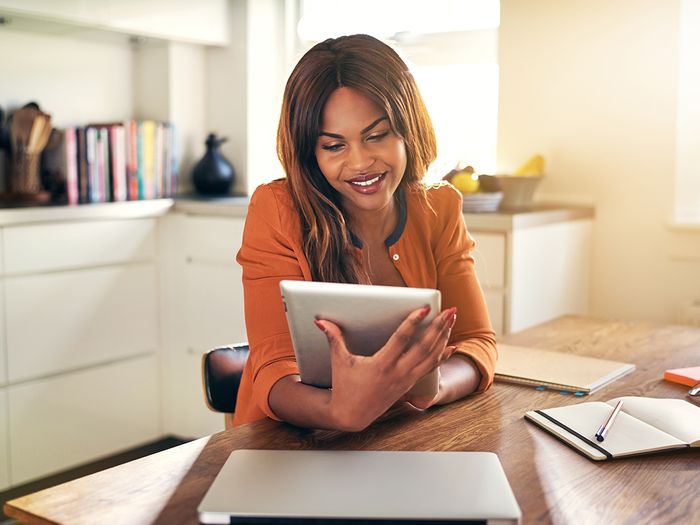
[495,344,635,394]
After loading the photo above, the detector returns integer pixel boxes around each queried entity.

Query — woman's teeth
[350,174,382,186]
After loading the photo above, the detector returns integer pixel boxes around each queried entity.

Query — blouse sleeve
[235,184,306,419]
[433,185,497,392]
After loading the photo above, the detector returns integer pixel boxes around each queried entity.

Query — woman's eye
[367,131,389,142]
[321,143,344,152]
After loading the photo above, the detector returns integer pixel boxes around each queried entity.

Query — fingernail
[442,307,457,322]
[314,319,327,333]
[448,313,457,328]
[418,305,431,320]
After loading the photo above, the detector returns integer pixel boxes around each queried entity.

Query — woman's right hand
[315,305,457,432]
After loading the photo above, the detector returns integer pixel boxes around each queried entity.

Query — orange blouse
[233,178,497,426]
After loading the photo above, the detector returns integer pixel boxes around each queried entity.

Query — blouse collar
[349,186,407,249]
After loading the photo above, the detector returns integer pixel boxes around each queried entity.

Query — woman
[234,34,496,431]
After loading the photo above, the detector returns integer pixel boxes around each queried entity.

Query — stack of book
[50,120,178,205]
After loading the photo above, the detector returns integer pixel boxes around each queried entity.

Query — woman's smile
[347,172,387,193]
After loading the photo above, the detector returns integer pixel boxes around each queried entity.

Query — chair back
[202,343,250,413]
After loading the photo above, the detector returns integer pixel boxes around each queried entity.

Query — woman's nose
[346,144,375,171]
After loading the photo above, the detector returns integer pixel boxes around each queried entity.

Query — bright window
[297,0,500,181]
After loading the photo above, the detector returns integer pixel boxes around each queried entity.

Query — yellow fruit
[514,154,545,176]
[451,172,480,194]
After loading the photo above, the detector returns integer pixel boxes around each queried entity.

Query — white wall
[498,0,700,324]
[206,0,249,196]
[0,28,133,126]
[205,0,290,195]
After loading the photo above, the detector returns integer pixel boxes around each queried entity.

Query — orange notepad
[663,366,700,387]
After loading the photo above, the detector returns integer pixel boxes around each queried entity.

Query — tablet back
[279,280,441,388]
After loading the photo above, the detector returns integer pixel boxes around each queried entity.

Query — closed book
[110,125,127,202]
[86,127,98,203]
[98,127,110,202]
[664,366,700,387]
[141,120,156,199]
[495,344,635,394]
[127,120,138,200]
[136,121,144,200]
[525,396,700,460]
[64,127,79,205]
[76,127,89,204]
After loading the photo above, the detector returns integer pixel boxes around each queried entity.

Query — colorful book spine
[155,122,164,198]
[110,125,127,202]
[127,120,138,200]
[141,120,156,200]
[98,127,110,202]
[64,127,79,205]
[86,127,99,203]
[136,121,144,200]
[76,127,89,204]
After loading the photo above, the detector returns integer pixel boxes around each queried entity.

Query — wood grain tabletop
[5,315,700,525]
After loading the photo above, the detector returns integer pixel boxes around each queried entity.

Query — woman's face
[315,87,407,216]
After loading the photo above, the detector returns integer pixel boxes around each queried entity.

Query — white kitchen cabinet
[0,280,6,387]
[510,219,592,332]
[8,355,159,485]
[160,212,246,438]
[466,206,594,335]
[0,230,4,387]
[0,389,9,490]
[3,218,156,274]
[0,205,167,488]
[0,0,228,45]
[6,263,158,382]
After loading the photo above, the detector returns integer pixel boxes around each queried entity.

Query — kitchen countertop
[173,197,594,232]
[0,196,594,231]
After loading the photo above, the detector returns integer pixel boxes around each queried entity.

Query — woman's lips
[347,172,386,194]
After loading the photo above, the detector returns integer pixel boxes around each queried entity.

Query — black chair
[202,343,250,414]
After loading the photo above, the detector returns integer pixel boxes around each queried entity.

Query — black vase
[192,133,235,195]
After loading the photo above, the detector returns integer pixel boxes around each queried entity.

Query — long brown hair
[277,34,436,283]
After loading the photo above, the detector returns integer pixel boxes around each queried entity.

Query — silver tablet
[280,280,441,397]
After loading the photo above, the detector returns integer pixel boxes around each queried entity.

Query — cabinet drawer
[483,289,504,336]
[6,263,158,382]
[470,232,506,288]
[183,216,244,263]
[8,355,159,485]
[3,218,156,274]
[0,389,8,490]
[184,262,246,352]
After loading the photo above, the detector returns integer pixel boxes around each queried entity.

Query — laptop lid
[198,449,521,524]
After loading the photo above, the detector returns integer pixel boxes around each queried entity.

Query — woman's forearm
[434,354,482,405]
[268,375,339,430]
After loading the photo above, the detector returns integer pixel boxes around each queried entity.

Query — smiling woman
[234,34,497,432]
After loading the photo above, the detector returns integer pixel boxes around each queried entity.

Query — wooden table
[5,316,700,525]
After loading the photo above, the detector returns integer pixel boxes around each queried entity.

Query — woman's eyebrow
[319,116,388,138]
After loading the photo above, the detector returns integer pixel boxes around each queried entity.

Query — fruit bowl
[478,174,543,209]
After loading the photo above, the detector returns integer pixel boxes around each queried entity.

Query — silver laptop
[279,280,441,397]
[198,449,521,524]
